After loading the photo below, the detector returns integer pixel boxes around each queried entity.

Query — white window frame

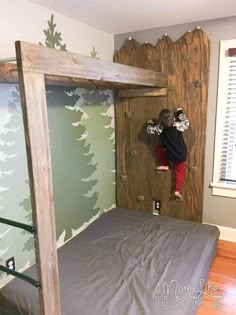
[212,39,236,198]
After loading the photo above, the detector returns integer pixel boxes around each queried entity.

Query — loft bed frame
[0,41,167,315]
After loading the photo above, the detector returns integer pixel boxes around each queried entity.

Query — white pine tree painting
[79,88,116,215]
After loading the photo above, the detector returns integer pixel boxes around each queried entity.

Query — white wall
[0,0,114,60]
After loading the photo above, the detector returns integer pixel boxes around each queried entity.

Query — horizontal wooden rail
[0,61,167,89]
[0,62,132,89]
[118,87,167,98]
[14,41,167,88]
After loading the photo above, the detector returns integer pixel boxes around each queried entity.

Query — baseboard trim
[204,222,236,243]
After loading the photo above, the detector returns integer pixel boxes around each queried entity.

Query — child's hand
[176,107,183,111]
[147,119,154,124]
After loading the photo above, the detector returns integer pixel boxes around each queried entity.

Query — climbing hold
[155,169,162,175]
[120,175,127,182]
[137,195,144,202]
[130,150,137,157]
[175,196,184,202]
[189,166,197,173]
[194,80,202,87]
[125,111,133,118]
[182,54,191,61]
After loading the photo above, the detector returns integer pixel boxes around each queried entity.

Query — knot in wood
[42,163,49,171]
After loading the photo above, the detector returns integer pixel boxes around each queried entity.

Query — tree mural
[20,180,32,251]
[47,87,98,239]
[38,14,98,240]
[39,14,67,51]
[0,13,114,288]
[81,89,115,214]
[22,13,69,250]
[0,86,33,281]
[90,46,99,59]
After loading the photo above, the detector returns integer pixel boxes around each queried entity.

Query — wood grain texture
[118,87,167,98]
[16,45,61,315]
[114,29,210,222]
[0,62,158,89]
[14,41,167,88]
[197,240,236,315]
[0,62,18,83]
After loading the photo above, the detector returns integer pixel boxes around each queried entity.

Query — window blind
[219,54,236,186]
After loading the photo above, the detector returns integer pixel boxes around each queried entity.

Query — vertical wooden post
[15,46,61,315]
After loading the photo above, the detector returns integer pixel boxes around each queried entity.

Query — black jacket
[146,110,189,162]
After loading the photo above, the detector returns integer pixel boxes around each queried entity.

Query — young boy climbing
[146,108,189,200]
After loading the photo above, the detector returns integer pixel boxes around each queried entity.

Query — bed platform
[0,207,219,315]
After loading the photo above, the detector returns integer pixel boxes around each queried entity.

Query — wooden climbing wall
[114,28,210,222]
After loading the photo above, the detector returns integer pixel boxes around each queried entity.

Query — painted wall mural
[0,85,34,285]
[0,14,115,286]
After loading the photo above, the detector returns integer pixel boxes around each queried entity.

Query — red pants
[155,145,187,192]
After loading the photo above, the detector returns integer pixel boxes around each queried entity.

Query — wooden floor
[197,240,236,315]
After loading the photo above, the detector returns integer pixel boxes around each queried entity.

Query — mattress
[0,207,219,315]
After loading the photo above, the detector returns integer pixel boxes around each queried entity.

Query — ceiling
[29,0,236,34]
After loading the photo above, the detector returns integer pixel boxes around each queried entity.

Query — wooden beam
[118,87,167,98]
[0,62,165,89]
[0,62,18,84]
[0,62,109,88]
[16,47,61,315]
[14,41,167,88]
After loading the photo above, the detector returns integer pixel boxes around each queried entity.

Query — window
[212,39,236,198]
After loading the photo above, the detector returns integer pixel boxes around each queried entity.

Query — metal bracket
[0,217,36,234]
[0,265,41,288]
[0,306,14,315]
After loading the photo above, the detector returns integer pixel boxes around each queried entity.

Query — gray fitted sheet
[0,207,219,315]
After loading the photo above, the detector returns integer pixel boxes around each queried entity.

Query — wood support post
[16,42,61,315]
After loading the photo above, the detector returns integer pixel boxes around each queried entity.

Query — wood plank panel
[14,41,167,88]
[16,47,61,315]
[114,28,210,221]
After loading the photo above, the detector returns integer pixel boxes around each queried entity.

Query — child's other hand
[176,107,183,111]
[147,119,154,124]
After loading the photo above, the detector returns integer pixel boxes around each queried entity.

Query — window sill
[210,183,236,198]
